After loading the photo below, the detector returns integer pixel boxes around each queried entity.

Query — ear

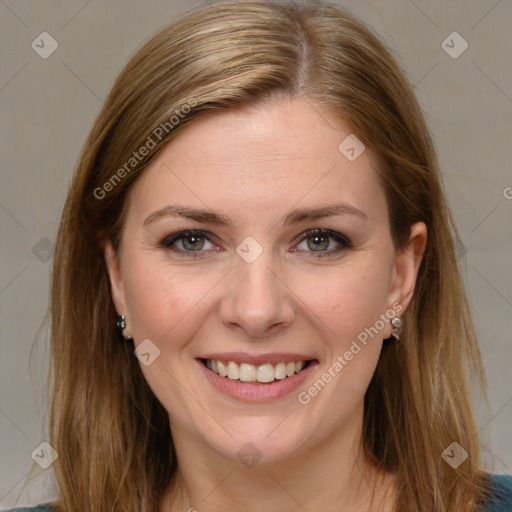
[103,241,129,323]
[386,221,427,330]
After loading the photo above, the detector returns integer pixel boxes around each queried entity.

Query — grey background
[1,0,511,508]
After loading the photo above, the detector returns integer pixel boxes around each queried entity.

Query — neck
[160,413,396,512]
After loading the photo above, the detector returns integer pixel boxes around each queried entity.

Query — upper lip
[198,352,317,366]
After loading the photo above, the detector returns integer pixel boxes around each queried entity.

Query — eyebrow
[143,203,367,227]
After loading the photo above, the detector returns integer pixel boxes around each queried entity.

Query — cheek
[120,249,215,342]
[302,259,391,344]
[290,260,390,431]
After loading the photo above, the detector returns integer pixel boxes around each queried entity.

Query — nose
[219,249,295,339]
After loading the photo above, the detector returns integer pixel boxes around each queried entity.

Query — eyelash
[158,229,353,259]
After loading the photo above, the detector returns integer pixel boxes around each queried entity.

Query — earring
[115,315,126,331]
[115,314,133,342]
[391,317,403,340]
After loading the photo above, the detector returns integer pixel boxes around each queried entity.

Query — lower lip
[197,359,318,402]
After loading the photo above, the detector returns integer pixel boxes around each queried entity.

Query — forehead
[125,99,386,226]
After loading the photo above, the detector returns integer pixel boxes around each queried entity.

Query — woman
[7,0,512,511]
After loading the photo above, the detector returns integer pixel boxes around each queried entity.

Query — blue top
[484,474,512,511]
[4,474,511,511]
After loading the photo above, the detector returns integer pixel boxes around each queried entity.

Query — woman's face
[104,99,425,466]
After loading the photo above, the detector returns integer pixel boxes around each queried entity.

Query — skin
[104,98,427,512]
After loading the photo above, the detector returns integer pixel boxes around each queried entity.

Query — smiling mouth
[200,358,315,384]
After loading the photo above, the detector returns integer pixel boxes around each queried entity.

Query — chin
[196,416,315,467]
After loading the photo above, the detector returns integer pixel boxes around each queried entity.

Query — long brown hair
[37,0,492,510]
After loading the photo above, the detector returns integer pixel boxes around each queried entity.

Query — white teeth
[239,363,256,382]
[274,362,287,380]
[257,363,274,383]
[217,360,228,377]
[227,361,239,380]
[205,359,309,383]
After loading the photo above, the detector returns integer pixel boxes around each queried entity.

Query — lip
[197,357,319,402]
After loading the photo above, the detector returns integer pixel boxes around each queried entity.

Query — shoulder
[483,474,512,511]
[2,503,55,512]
